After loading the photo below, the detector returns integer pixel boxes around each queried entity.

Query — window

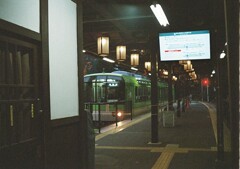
[84,75,125,103]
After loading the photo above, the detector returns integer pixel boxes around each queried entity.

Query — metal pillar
[216,61,224,162]
[207,85,209,102]
[223,0,239,168]
[150,45,158,143]
[167,63,174,110]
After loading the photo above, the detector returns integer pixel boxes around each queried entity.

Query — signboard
[159,30,211,61]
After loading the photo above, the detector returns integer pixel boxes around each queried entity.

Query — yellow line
[201,102,217,143]
[223,123,232,152]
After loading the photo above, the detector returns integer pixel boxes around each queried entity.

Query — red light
[202,78,209,86]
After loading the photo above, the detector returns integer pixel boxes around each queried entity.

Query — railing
[85,100,183,133]
[84,101,132,133]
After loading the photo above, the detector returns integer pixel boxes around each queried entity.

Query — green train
[84,71,169,121]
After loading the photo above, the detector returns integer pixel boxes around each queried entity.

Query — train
[84,71,170,122]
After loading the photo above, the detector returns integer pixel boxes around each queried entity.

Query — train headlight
[117,112,122,117]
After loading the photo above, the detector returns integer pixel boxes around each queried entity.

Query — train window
[95,76,106,102]
[106,76,124,102]
[84,75,125,103]
[135,80,151,102]
[83,75,107,102]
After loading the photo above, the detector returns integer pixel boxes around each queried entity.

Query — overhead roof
[82,0,226,77]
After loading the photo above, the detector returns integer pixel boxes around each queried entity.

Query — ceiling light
[220,51,226,59]
[163,70,168,76]
[131,67,138,71]
[172,76,177,81]
[103,57,115,63]
[116,46,126,61]
[150,3,169,26]
[130,53,139,66]
[97,36,109,56]
[145,62,151,71]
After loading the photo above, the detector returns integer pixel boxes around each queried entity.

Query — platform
[95,101,218,169]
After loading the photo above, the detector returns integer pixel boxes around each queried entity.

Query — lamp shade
[116,46,126,61]
[145,62,151,71]
[97,36,109,56]
[130,53,139,66]
[184,64,192,70]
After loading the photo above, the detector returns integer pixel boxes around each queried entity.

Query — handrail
[84,101,132,133]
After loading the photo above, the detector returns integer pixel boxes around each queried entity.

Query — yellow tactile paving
[96,144,217,169]
[152,151,174,169]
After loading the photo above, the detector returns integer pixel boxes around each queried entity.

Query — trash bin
[86,110,95,169]
[162,111,175,127]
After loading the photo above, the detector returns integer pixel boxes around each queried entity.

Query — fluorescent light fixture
[103,57,115,63]
[131,67,138,71]
[150,3,169,26]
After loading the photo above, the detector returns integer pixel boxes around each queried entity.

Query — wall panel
[49,0,79,119]
[0,0,40,33]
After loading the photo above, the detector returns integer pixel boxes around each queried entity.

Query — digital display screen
[159,30,211,61]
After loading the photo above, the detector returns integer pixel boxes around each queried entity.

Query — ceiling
[82,0,226,77]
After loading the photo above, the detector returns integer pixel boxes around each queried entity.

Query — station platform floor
[94,101,219,169]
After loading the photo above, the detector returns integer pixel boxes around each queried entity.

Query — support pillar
[167,63,174,110]
[216,61,224,162]
[150,41,158,143]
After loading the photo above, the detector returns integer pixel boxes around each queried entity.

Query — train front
[84,73,130,122]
